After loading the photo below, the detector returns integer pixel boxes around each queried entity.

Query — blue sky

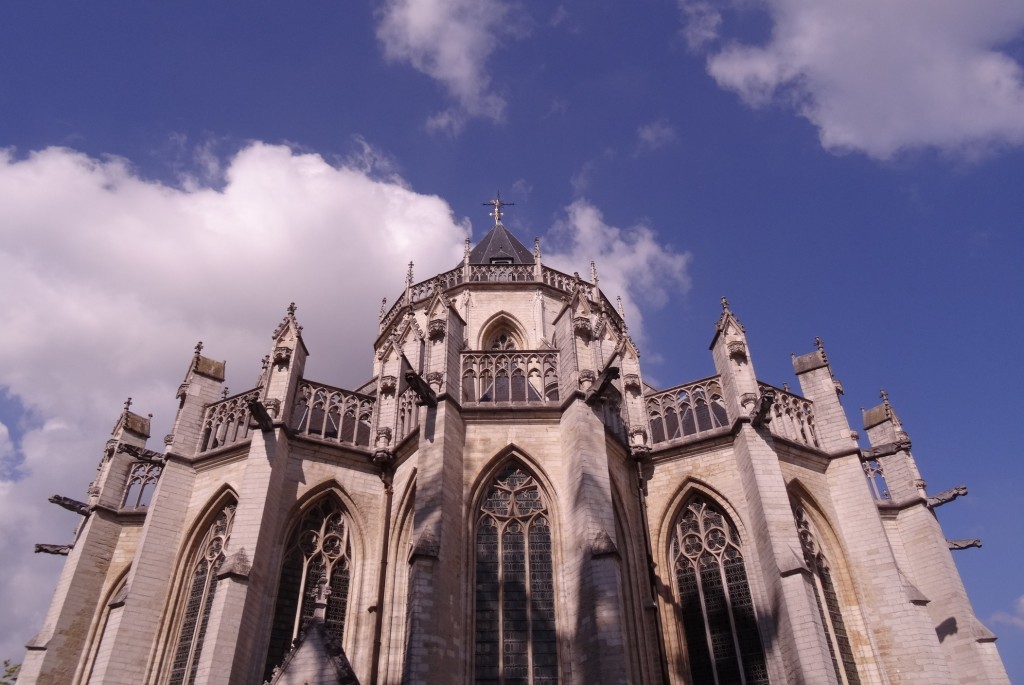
[1,0,1023,678]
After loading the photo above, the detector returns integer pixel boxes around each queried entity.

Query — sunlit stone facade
[21,220,1009,684]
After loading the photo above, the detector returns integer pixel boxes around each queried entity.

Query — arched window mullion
[694,555,721,685]
[475,463,556,685]
[716,551,748,685]
[672,497,768,685]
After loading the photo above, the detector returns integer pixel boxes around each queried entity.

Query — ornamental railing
[461,351,559,405]
[469,263,535,282]
[199,388,261,453]
[646,376,729,446]
[758,383,819,448]
[290,381,375,448]
[379,264,609,334]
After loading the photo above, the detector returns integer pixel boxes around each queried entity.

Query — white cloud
[992,595,1024,631]
[680,0,1024,158]
[636,119,679,153]
[546,199,693,341]
[0,145,690,662]
[376,0,518,129]
[0,142,469,660]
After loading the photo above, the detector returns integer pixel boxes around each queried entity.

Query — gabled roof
[468,223,534,265]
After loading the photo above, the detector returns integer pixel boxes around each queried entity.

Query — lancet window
[474,463,558,685]
[122,461,162,508]
[792,502,860,685]
[264,497,352,680]
[671,496,769,685]
[168,501,236,685]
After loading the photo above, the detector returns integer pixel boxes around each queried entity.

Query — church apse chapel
[22,201,1009,684]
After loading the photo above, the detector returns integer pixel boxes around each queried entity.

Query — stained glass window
[792,502,861,685]
[169,501,236,685]
[264,498,352,681]
[671,496,769,685]
[475,463,557,685]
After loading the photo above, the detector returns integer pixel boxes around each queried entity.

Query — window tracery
[671,496,769,685]
[169,501,236,685]
[475,463,557,685]
[122,461,162,508]
[264,497,352,680]
[792,502,860,685]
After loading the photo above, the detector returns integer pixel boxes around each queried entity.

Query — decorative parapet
[646,376,729,446]
[290,382,375,448]
[198,388,261,454]
[470,263,534,282]
[756,383,819,448]
[461,351,559,404]
[379,263,620,337]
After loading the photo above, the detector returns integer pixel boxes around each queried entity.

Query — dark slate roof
[468,223,534,265]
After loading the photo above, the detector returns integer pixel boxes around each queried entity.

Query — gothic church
[21,206,1009,684]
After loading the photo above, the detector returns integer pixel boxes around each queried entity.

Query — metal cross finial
[287,302,297,317]
[483,192,514,226]
[222,387,229,399]
[194,341,204,356]
[123,397,133,412]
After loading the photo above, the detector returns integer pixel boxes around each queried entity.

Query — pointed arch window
[169,500,236,685]
[671,496,769,685]
[792,502,861,685]
[264,497,352,680]
[474,463,557,685]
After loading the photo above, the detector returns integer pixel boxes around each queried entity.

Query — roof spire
[483,192,514,226]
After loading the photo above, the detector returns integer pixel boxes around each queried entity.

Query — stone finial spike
[590,260,599,286]
[287,302,297,317]
[534,237,541,260]
[721,296,730,312]
[464,237,471,261]
[616,295,625,318]
[222,387,229,399]
[406,261,414,286]
[815,336,829,364]
[379,297,387,320]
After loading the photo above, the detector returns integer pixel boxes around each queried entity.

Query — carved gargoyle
[48,494,90,516]
[35,543,73,556]
[947,538,982,551]
[927,485,968,509]
[404,369,438,407]
[584,366,620,406]
[116,443,165,463]
[247,398,275,432]
[750,389,776,427]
